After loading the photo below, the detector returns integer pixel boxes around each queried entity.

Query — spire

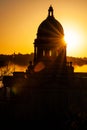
[48,5,54,17]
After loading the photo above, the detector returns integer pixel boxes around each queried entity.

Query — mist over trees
[0,53,34,67]
[0,53,87,67]
[67,56,87,66]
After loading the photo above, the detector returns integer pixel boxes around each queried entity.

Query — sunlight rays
[64,28,83,56]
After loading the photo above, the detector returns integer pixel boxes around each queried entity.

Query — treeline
[0,53,34,67]
[0,53,87,67]
[67,56,87,66]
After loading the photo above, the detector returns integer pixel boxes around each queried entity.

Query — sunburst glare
[64,28,83,56]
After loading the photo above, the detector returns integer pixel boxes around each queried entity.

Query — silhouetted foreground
[0,70,87,129]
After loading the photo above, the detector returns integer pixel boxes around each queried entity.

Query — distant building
[33,5,74,75]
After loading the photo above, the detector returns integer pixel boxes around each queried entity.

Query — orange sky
[0,0,87,57]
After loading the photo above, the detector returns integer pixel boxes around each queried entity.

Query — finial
[48,5,54,17]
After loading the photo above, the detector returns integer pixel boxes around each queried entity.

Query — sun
[64,28,82,56]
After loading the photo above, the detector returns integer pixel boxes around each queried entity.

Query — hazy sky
[0,0,87,57]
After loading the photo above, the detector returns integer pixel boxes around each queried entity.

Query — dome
[37,6,64,38]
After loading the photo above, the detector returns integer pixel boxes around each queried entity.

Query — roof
[37,6,64,38]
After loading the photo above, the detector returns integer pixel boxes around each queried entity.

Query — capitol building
[1,6,87,125]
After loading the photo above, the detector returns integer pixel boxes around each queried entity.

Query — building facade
[33,6,73,75]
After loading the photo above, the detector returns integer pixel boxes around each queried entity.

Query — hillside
[0,53,87,67]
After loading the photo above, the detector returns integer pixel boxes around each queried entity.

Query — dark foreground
[0,73,87,129]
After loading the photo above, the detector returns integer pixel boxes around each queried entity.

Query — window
[49,50,52,56]
[43,50,45,56]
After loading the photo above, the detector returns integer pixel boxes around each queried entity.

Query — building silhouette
[1,6,87,126]
[32,5,73,78]
[34,6,65,65]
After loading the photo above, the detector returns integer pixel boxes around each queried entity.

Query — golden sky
[0,0,87,57]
